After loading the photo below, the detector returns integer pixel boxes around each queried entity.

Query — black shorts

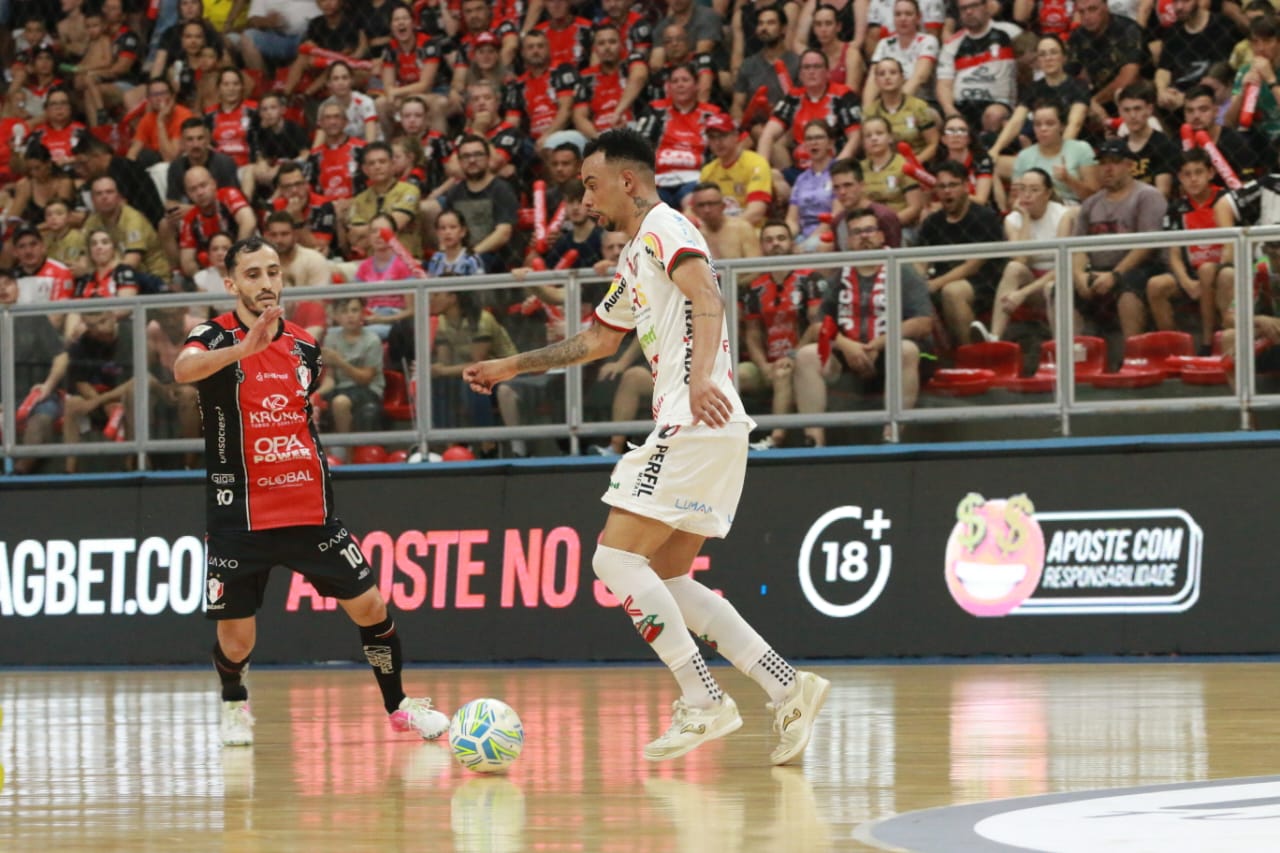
[204,520,376,620]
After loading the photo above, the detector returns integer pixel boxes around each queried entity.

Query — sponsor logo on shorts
[317,528,350,552]
[674,498,713,514]
[609,480,620,490]
[208,556,239,569]
[257,470,315,488]
[657,424,680,439]
[207,578,224,604]
[632,443,669,497]
[211,473,235,485]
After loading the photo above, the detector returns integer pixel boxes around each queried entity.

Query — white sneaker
[970,320,997,343]
[220,700,255,747]
[767,671,830,765]
[391,696,450,739]
[749,436,776,451]
[643,695,742,761]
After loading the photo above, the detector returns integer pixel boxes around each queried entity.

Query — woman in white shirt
[323,61,381,143]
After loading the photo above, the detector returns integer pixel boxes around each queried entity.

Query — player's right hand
[464,359,516,394]
[241,305,285,356]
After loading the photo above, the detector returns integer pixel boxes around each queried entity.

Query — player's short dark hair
[582,127,655,173]
[933,160,969,182]
[830,158,863,181]
[226,235,276,276]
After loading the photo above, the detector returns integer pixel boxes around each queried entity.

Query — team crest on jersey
[296,364,312,390]
[641,232,663,262]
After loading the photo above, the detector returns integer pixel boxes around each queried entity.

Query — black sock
[212,642,250,702]
[360,615,406,714]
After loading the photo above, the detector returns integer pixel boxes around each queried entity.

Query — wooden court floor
[2,661,1278,852]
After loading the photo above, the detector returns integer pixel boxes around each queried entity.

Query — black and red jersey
[381,32,442,85]
[645,54,715,107]
[504,64,579,139]
[452,22,519,69]
[28,121,85,163]
[307,136,367,199]
[1165,188,1231,267]
[184,314,335,532]
[575,55,647,131]
[112,25,143,84]
[635,100,723,179]
[536,17,594,68]
[270,191,339,253]
[447,121,520,167]
[204,101,259,168]
[595,10,653,55]
[768,83,861,169]
[741,270,826,361]
[181,187,250,252]
[58,264,139,299]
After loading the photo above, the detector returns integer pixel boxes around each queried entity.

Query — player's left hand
[690,377,732,427]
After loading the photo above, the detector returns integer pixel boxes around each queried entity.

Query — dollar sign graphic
[996,494,1036,555]
[957,493,987,553]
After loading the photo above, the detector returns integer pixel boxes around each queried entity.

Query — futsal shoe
[643,695,742,761]
[220,700,255,747]
[767,671,831,765]
[391,697,449,739]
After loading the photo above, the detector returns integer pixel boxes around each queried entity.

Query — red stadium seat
[954,341,1021,378]
[1123,331,1195,376]
[383,369,413,422]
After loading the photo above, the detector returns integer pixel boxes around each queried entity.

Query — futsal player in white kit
[464,128,830,763]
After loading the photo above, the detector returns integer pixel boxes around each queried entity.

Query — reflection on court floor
[0,662,1275,852]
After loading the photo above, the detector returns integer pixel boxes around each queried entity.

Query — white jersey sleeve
[594,272,636,331]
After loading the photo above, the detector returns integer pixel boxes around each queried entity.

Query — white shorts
[601,421,750,539]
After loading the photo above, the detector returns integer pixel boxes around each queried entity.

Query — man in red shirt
[179,166,258,277]
[503,30,578,148]
[535,0,593,69]
[572,23,649,140]
[173,235,450,748]
[307,102,367,208]
[271,161,339,255]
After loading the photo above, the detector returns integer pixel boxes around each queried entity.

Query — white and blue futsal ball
[448,698,525,773]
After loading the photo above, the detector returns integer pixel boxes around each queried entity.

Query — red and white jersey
[204,101,258,167]
[184,314,334,532]
[15,257,74,303]
[1037,0,1076,37]
[741,270,825,361]
[55,264,139,299]
[595,10,653,54]
[381,32,442,85]
[504,65,578,139]
[0,116,28,177]
[595,203,751,427]
[180,187,250,252]
[28,121,86,163]
[574,55,647,130]
[536,16,594,68]
[1166,187,1232,267]
[307,136,367,199]
[636,100,724,187]
[768,83,861,169]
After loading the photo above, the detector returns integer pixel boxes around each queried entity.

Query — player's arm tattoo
[514,333,592,372]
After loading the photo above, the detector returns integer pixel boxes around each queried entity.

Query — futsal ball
[448,698,525,773]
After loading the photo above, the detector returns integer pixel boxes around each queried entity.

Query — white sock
[666,575,795,703]
[593,545,722,707]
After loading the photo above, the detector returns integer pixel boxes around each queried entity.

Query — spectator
[976,168,1076,342]
[690,181,762,260]
[203,68,258,174]
[307,101,367,206]
[190,230,233,322]
[453,0,520,72]
[535,0,595,69]
[158,21,218,110]
[393,96,450,187]
[242,93,310,203]
[323,61,381,144]
[647,22,719,106]
[59,227,140,298]
[544,179,606,269]
[178,167,257,279]
[859,115,924,228]
[317,296,387,440]
[354,212,418,339]
[1147,149,1237,349]
[27,88,85,169]
[62,310,134,473]
[74,0,146,125]
[270,161,340,256]
[281,0,369,98]
[262,212,331,340]
[1221,240,1280,386]
[654,0,726,65]
[13,46,64,124]
[573,23,649,140]
[1184,84,1258,181]
[866,0,939,107]
[543,142,584,214]
[732,4,801,125]
[864,57,938,163]
[596,0,654,57]
[1012,101,1099,204]
[1227,1,1273,72]
[4,143,76,234]
[350,0,403,53]
[832,158,903,248]
[58,0,92,61]
[1114,82,1180,199]
[163,118,241,210]
[428,287,514,434]
[930,112,996,209]
[440,134,519,271]
[786,120,839,251]
[700,112,773,226]
[1067,0,1146,123]
[0,107,31,188]
[375,5,444,135]
[919,160,1006,345]
[504,30,579,150]
[740,220,825,450]
[791,1,863,91]
[635,64,727,208]
[224,0,314,73]
[794,208,936,445]
[349,141,423,257]
[1071,138,1168,341]
[446,80,522,180]
[141,304,203,468]
[757,48,861,170]
[12,223,75,308]
[936,0,1021,129]
[1225,17,1280,138]
[43,200,87,270]
[446,31,509,133]
[426,209,485,276]
[129,78,192,167]
[0,267,66,474]
[1155,0,1238,116]
[83,175,172,280]
[988,34,1090,168]
[73,134,166,228]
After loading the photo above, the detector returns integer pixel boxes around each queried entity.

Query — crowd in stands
[4,0,1280,469]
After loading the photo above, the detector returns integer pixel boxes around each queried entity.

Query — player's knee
[592,543,647,587]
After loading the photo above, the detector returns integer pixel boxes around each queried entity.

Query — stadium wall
[0,439,1274,665]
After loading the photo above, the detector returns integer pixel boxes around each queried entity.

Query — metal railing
[3,223,1278,472]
